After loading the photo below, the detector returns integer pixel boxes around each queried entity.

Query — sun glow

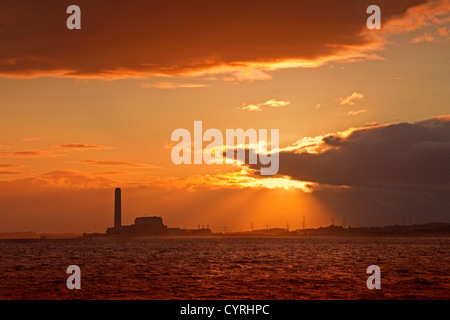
[212,169,313,192]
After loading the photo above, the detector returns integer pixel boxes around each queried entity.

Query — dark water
[0,237,448,299]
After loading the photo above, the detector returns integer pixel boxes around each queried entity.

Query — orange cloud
[241,99,290,112]
[346,109,367,116]
[0,150,62,158]
[241,104,263,112]
[197,169,313,192]
[77,160,159,168]
[54,144,112,150]
[263,100,291,108]
[411,25,450,43]
[339,92,364,106]
[0,0,436,79]
[21,137,41,142]
[0,164,22,168]
[142,82,209,89]
[91,171,130,176]
[222,68,272,82]
[27,170,118,189]
[438,26,449,36]
[0,170,24,175]
[0,166,307,192]
[383,0,450,34]
[411,32,435,43]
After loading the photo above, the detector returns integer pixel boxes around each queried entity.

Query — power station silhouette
[81,188,450,239]
[114,187,121,229]
[104,188,212,237]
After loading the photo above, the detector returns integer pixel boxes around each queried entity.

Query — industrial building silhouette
[80,188,450,239]
[105,188,212,237]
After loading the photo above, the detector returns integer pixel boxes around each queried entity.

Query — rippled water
[0,237,448,299]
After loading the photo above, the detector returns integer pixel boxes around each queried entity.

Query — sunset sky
[0,0,449,233]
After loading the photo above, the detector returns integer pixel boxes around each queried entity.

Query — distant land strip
[1,223,449,239]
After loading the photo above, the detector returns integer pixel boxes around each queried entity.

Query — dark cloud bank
[0,0,427,78]
[253,116,450,225]
[278,116,450,189]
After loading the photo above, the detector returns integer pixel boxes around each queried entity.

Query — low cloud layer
[142,82,210,89]
[55,144,112,150]
[77,160,158,168]
[0,150,62,158]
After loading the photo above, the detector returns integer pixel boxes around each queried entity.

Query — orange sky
[0,0,449,233]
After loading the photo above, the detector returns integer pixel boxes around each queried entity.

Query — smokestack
[114,188,121,228]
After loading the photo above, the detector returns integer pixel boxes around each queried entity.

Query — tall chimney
[114,188,121,228]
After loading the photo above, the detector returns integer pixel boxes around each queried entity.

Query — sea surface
[0,237,448,299]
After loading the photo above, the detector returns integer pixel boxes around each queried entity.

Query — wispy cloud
[314,103,324,109]
[54,144,113,150]
[91,171,130,176]
[0,170,24,175]
[223,68,272,83]
[384,0,450,34]
[0,164,24,175]
[26,170,118,189]
[0,164,22,168]
[21,137,41,142]
[438,26,448,37]
[411,26,450,44]
[346,109,367,116]
[142,82,209,89]
[241,104,263,112]
[77,160,159,168]
[241,99,290,112]
[0,145,10,150]
[263,99,291,108]
[411,33,435,43]
[0,150,62,158]
[339,92,364,106]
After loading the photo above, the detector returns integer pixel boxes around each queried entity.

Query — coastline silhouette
[77,188,450,239]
